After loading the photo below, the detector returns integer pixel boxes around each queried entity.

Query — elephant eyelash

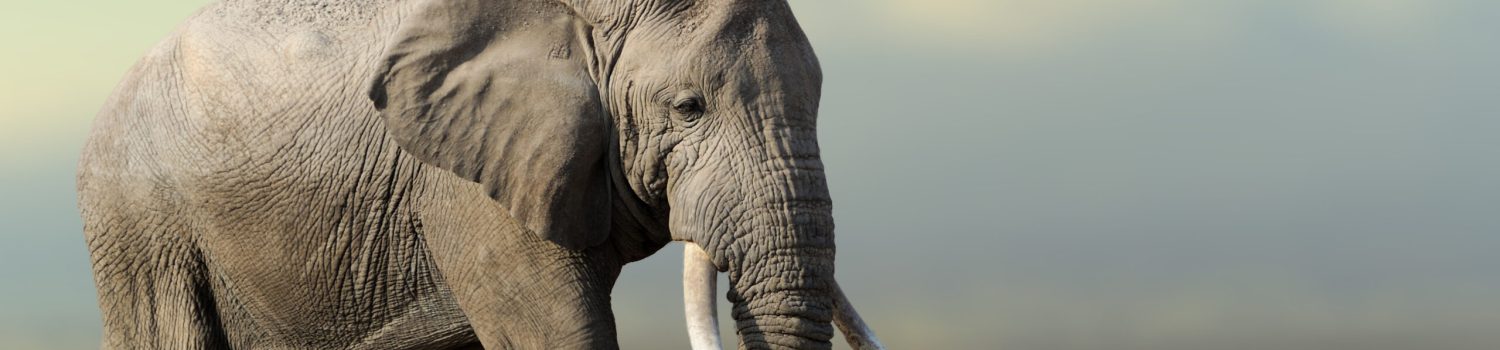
[669,90,706,119]
[672,97,705,115]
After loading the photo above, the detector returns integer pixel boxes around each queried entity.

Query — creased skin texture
[79,0,852,349]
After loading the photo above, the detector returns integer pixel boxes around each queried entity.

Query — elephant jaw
[680,242,886,350]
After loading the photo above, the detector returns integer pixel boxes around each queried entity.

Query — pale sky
[3,1,1498,349]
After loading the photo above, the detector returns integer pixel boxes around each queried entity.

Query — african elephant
[76,0,881,349]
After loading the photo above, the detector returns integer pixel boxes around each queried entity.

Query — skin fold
[77,0,873,349]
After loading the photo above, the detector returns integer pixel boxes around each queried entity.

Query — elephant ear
[369,0,610,250]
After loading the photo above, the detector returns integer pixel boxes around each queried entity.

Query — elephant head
[368,0,881,348]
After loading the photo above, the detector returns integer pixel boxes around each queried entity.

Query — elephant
[76,0,883,349]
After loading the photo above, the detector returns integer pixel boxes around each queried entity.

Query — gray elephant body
[80,1,587,348]
[81,0,861,349]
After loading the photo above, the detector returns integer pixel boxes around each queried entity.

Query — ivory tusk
[832,280,886,350]
[683,243,723,350]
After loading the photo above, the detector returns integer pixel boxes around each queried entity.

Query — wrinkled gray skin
[77,0,846,349]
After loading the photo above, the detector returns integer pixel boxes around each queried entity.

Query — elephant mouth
[680,243,885,350]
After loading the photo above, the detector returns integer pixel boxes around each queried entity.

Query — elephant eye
[672,95,705,116]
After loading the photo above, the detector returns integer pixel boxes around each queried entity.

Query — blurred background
[3,0,1498,349]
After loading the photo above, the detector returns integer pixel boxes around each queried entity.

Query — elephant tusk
[683,243,723,350]
[833,280,886,350]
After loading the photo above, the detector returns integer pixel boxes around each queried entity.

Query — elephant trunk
[723,197,838,350]
[673,119,869,348]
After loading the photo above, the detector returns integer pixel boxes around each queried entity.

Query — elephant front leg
[85,222,230,349]
[435,232,621,349]
[415,198,622,349]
